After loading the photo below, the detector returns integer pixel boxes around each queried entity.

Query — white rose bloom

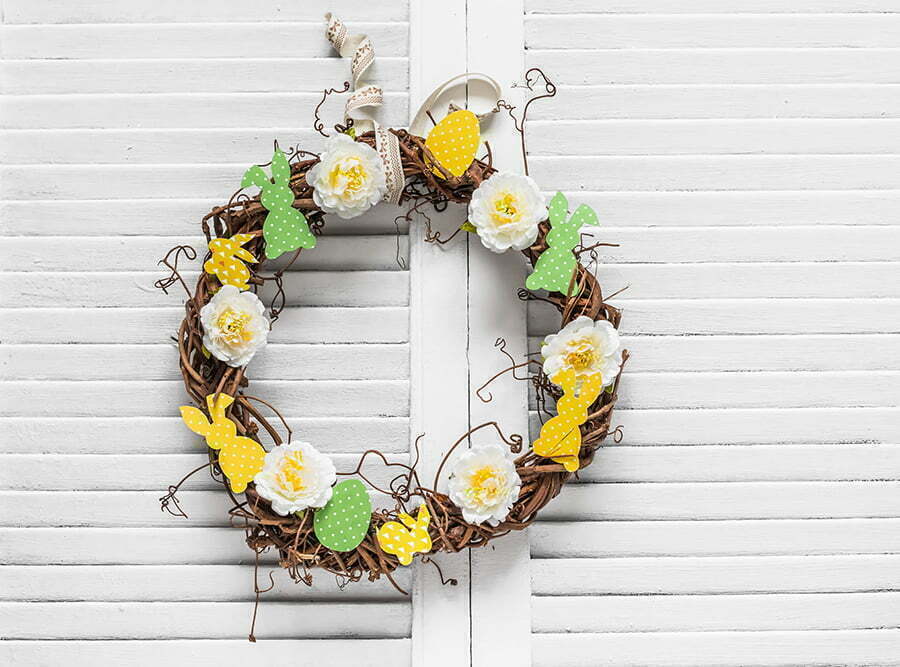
[307,133,387,219]
[542,315,622,388]
[447,444,521,526]
[468,172,547,253]
[200,284,269,367]
[253,442,336,516]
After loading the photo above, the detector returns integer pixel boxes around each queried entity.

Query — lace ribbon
[325,13,403,203]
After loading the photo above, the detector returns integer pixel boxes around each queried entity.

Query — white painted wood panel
[525,4,900,665]
[0,0,415,662]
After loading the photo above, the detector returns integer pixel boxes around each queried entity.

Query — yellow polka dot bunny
[532,369,603,472]
[204,233,257,291]
[376,503,433,566]
[180,393,267,493]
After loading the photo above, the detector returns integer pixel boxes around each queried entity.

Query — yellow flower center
[467,466,505,506]
[489,192,521,226]
[216,308,253,346]
[276,451,307,494]
[329,158,367,193]
[563,337,598,371]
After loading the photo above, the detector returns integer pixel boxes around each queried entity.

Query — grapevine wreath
[159,15,627,635]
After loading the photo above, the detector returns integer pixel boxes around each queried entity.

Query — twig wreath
[158,15,627,637]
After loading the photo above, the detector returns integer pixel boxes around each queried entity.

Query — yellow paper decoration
[424,109,480,179]
[376,503,433,566]
[532,369,603,472]
[180,393,266,493]
[204,233,257,290]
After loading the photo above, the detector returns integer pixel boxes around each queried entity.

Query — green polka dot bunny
[241,148,316,260]
[526,191,598,296]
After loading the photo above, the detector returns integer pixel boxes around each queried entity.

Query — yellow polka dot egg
[424,109,480,179]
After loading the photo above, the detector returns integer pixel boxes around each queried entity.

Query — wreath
[158,15,628,637]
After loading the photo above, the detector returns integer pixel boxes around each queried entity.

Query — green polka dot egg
[314,479,372,552]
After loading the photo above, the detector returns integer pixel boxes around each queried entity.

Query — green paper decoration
[241,149,316,260]
[314,479,372,552]
[525,192,597,296]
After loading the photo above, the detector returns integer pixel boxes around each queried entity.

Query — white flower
[542,315,622,388]
[307,133,387,219]
[253,442,336,516]
[447,444,521,526]
[200,284,269,367]
[468,172,547,253]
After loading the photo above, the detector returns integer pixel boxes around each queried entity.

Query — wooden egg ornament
[313,479,373,552]
[424,109,480,179]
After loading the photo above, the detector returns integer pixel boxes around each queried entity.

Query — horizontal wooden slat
[0,564,409,601]
[535,371,900,409]
[7,372,895,417]
[0,95,409,130]
[3,235,409,272]
[0,640,411,667]
[603,407,900,446]
[526,15,900,49]
[528,155,900,191]
[0,343,410,380]
[527,119,900,155]
[2,0,409,24]
[0,490,395,527]
[531,262,900,299]
[532,84,900,120]
[0,199,413,236]
[578,226,900,262]
[2,23,409,58]
[4,192,893,235]
[0,58,409,94]
[2,306,409,344]
[532,592,900,633]
[0,416,410,454]
[526,1,900,13]
[0,601,410,639]
[0,453,410,490]
[0,380,410,417]
[0,527,255,564]
[546,190,900,226]
[540,482,900,521]
[575,444,900,483]
[531,518,900,557]
[532,554,900,595]
[1,270,410,307]
[528,49,900,85]
[529,298,900,335]
[6,158,899,199]
[532,630,900,667]
[527,334,900,372]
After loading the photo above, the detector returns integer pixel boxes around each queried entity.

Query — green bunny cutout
[241,149,316,260]
[525,192,597,296]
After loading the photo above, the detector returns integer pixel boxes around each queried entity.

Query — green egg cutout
[314,479,372,552]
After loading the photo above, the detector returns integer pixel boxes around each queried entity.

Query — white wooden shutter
[524,2,900,665]
[0,1,414,663]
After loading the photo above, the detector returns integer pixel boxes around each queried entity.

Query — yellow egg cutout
[424,109,480,179]
[376,503,433,566]
[531,370,604,472]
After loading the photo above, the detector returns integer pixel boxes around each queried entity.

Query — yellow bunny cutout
[180,393,267,493]
[204,233,257,290]
[376,503,433,566]
[532,369,604,472]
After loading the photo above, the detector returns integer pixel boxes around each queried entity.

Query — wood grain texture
[525,5,900,664]
[0,1,415,658]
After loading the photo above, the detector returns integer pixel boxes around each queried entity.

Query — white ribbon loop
[408,72,503,137]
